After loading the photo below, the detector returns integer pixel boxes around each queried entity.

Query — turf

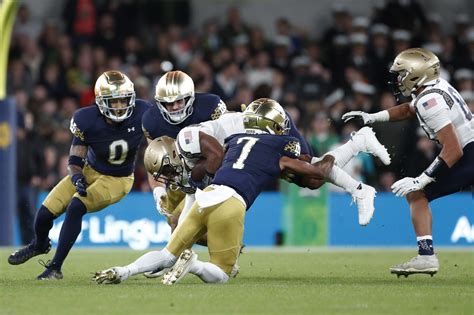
[1,248,473,315]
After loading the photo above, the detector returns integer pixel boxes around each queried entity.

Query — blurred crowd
[7,0,474,202]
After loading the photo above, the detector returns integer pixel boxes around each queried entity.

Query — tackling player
[8,71,152,280]
[342,48,474,277]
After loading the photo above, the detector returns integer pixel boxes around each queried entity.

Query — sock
[50,198,87,270]
[325,139,361,168]
[33,205,56,248]
[417,235,434,255]
[328,165,361,194]
[126,248,177,277]
[189,260,229,283]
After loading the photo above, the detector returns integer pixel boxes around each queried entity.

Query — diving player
[342,48,474,277]
[93,98,389,285]
[8,71,152,280]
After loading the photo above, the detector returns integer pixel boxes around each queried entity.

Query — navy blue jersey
[70,99,152,176]
[287,111,311,155]
[142,92,226,140]
[213,133,300,209]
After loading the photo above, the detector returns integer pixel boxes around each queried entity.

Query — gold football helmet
[243,98,290,135]
[389,48,440,97]
[154,71,195,124]
[144,136,189,191]
[95,71,136,122]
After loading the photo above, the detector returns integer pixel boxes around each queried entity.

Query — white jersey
[410,78,474,148]
[176,112,245,168]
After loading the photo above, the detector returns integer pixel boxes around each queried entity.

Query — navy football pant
[425,142,474,202]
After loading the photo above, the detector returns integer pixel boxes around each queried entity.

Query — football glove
[153,186,171,217]
[341,111,375,125]
[71,174,87,197]
[391,173,435,197]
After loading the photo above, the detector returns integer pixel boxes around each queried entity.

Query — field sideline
[1,248,473,315]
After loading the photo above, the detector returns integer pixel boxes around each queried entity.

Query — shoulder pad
[211,99,227,120]
[415,88,453,109]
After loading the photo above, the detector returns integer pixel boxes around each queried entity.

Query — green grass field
[1,248,473,315]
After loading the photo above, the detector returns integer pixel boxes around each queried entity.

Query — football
[191,158,207,181]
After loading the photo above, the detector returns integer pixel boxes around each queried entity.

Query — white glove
[341,111,376,124]
[153,186,170,217]
[391,173,435,197]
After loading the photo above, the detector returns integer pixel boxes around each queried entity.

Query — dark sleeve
[69,112,87,145]
[282,137,301,159]
[287,113,312,155]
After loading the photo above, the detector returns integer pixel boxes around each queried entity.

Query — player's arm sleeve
[69,114,86,145]
[416,94,451,133]
[287,113,311,155]
[210,98,227,120]
[282,139,301,159]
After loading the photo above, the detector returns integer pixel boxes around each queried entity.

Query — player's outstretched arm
[280,155,334,189]
[342,102,415,124]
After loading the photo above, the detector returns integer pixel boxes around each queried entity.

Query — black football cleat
[37,268,64,280]
[37,260,63,280]
[8,240,51,265]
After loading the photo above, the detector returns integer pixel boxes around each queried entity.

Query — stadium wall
[13,191,473,249]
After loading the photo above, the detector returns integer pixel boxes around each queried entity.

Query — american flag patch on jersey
[184,131,193,144]
[422,98,438,110]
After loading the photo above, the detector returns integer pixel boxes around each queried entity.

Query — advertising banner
[14,191,471,248]
[329,192,473,246]
[282,182,328,246]
[27,191,283,249]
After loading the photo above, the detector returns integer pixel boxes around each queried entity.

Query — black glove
[71,174,88,197]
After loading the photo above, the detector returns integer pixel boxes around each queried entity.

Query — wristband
[68,155,85,168]
[371,110,390,122]
[424,156,449,179]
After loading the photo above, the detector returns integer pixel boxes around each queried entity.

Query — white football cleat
[390,255,439,278]
[352,127,391,165]
[162,249,197,285]
[143,267,171,278]
[352,183,376,226]
[93,267,128,284]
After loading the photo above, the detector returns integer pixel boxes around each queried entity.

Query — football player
[8,71,152,280]
[93,98,390,285]
[142,70,227,230]
[342,48,474,277]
